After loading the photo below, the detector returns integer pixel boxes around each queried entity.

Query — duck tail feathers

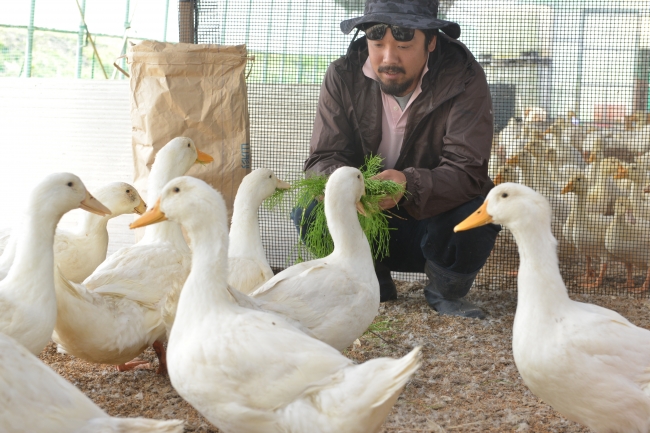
[313,346,421,432]
[73,417,184,433]
[368,346,422,408]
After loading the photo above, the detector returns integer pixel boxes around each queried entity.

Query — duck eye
[126,189,131,193]
[357,175,361,179]
[187,143,190,148]
[501,193,508,198]
[269,175,272,178]
[67,182,73,187]
[173,187,180,193]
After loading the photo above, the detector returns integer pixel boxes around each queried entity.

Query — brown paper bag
[127,41,251,225]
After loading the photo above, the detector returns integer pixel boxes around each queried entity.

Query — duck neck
[180,222,234,312]
[510,223,570,313]
[228,194,265,258]
[325,197,372,264]
[630,181,644,203]
[76,212,110,242]
[140,219,190,252]
[572,192,590,218]
[140,165,191,251]
[5,209,58,293]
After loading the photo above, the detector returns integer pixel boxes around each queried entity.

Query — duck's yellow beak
[196,149,214,164]
[356,201,367,217]
[613,165,628,180]
[133,200,147,215]
[130,198,167,229]
[277,179,291,190]
[454,201,492,232]
[80,191,112,216]
[561,181,575,194]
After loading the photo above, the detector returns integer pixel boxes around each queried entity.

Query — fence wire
[3,1,649,296]
[184,0,650,296]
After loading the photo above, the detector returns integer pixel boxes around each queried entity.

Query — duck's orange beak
[133,200,147,215]
[613,165,628,180]
[130,198,167,229]
[196,149,214,164]
[276,179,291,190]
[454,201,492,232]
[505,155,519,166]
[561,181,575,194]
[356,201,367,217]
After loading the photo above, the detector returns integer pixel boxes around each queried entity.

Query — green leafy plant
[266,155,406,262]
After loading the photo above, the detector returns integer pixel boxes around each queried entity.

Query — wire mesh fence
[184,0,650,296]
[2,1,650,296]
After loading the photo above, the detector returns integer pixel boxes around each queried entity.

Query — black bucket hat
[340,0,461,40]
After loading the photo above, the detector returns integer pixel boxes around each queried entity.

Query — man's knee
[422,196,500,274]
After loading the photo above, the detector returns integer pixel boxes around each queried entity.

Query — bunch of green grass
[266,155,406,262]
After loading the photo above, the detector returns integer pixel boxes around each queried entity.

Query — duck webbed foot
[116,359,150,371]
[623,263,636,289]
[580,260,606,288]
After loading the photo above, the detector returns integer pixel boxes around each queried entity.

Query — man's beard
[377,65,414,96]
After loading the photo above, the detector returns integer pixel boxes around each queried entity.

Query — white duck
[0,227,10,256]
[498,117,525,159]
[619,163,650,221]
[0,182,146,282]
[505,146,538,190]
[493,165,519,186]
[248,166,380,351]
[132,175,421,433]
[605,196,650,293]
[561,173,612,287]
[0,333,183,433]
[586,158,627,216]
[455,182,650,433]
[0,172,110,355]
[51,137,212,372]
[228,168,290,294]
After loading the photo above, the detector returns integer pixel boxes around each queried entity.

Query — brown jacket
[304,34,494,220]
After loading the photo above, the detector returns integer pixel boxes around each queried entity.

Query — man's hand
[371,169,406,210]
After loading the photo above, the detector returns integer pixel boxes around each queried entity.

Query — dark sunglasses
[362,23,416,42]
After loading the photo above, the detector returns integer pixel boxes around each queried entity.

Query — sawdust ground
[39,281,650,433]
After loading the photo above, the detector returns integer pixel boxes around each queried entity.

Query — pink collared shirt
[362,56,429,169]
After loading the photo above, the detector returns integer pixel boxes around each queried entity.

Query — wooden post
[179,0,195,43]
[25,0,36,77]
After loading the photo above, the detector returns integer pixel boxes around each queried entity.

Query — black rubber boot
[375,263,397,302]
[423,260,485,319]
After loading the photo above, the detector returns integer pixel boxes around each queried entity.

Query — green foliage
[367,319,393,333]
[247,51,338,85]
[0,26,140,79]
[266,155,406,262]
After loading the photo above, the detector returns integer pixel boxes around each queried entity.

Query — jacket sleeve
[303,64,364,175]
[402,61,493,219]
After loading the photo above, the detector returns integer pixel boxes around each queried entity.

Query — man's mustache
[378,65,405,74]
